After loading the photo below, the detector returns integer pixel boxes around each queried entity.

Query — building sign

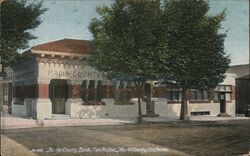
[47,68,106,80]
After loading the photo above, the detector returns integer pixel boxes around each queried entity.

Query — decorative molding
[31,49,89,60]
[37,57,87,66]
[67,80,82,85]
[38,79,51,84]
[66,98,83,103]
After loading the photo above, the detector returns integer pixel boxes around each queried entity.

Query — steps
[51,114,71,119]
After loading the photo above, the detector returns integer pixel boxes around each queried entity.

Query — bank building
[0,39,236,119]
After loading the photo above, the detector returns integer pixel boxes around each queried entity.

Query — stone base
[65,98,83,117]
[217,113,232,117]
[11,98,27,117]
[35,98,52,119]
[142,112,159,117]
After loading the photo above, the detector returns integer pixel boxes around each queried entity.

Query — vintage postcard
[0,0,249,155]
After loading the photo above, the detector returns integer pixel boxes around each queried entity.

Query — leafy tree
[0,0,47,67]
[160,0,231,120]
[89,0,163,123]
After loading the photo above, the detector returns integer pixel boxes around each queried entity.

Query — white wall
[11,60,237,119]
[35,99,52,119]
[11,98,27,117]
[11,98,52,119]
[188,102,220,116]
[66,99,146,118]
[11,98,236,119]
[221,73,236,86]
[65,98,236,119]
[226,100,236,116]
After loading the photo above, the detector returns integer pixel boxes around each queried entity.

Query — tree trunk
[180,88,189,120]
[135,81,143,123]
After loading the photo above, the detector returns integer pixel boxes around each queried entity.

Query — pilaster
[66,80,83,117]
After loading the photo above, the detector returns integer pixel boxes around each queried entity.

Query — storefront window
[190,89,210,102]
[166,84,182,102]
[213,92,219,101]
[213,85,232,102]
[81,80,103,105]
[113,81,131,103]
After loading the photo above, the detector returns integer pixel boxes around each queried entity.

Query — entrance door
[49,80,68,114]
[219,93,226,113]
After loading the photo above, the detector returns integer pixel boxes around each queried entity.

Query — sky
[27,0,249,65]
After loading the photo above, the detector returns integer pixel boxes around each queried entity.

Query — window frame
[213,85,232,102]
[81,80,105,105]
[113,81,133,105]
[190,89,210,102]
[165,83,182,103]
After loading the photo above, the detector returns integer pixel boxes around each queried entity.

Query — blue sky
[28,0,249,65]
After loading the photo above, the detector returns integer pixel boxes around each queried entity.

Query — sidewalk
[1,115,135,129]
[1,134,38,156]
[1,113,250,129]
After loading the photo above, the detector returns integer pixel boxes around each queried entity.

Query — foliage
[0,0,47,67]
[160,0,231,89]
[89,0,164,122]
[89,0,230,121]
[160,0,231,120]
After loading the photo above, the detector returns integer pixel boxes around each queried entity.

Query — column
[68,82,81,99]
[231,85,236,101]
[38,84,49,98]
[35,79,52,119]
[114,81,120,101]
[209,88,214,102]
[66,80,83,117]
[102,81,112,98]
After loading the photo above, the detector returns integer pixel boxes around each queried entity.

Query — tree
[160,0,231,120]
[0,0,47,67]
[89,0,163,123]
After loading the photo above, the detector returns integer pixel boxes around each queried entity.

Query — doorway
[219,93,226,113]
[49,79,68,114]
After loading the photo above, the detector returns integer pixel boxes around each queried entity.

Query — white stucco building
[10,39,236,119]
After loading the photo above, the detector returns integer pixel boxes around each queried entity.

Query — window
[214,85,232,92]
[101,81,114,98]
[14,85,24,105]
[190,89,210,102]
[113,81,131,104]
[213,85,232,102]
[81,80,104,105]
[166,84,182,102]
[213,92,219,101]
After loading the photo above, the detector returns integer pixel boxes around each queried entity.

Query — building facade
[227,64,250,115]
[9,39,236,119]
